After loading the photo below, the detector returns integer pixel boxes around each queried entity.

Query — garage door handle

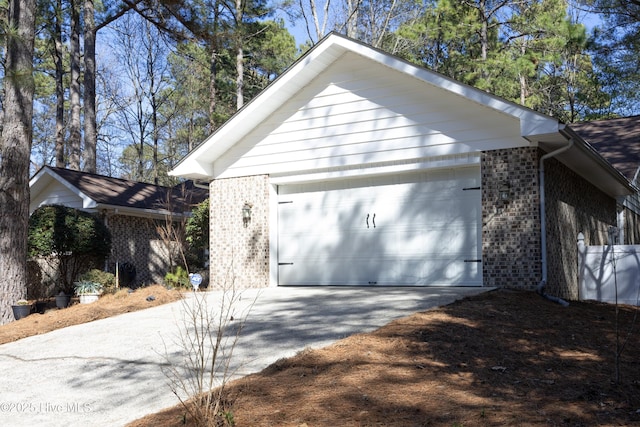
[366,213,370,228]
[464,259,482,263]
[372,213,376,228]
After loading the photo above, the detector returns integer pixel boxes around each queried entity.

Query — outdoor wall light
[499,182,511,203]
[242,202,253,227]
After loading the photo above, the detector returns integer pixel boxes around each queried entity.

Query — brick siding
[481,147,617,299]
[106,214,178,286]
[481,147,542,290]
[208,153,618,299]
[209,175,270,289]
[543,157,616,299]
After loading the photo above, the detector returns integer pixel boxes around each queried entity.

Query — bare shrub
[162,274,256,426]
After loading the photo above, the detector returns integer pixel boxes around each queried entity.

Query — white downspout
[537,137,574,302]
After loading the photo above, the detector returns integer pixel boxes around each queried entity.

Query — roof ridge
[573,115,640,126]
[47,166,179,190]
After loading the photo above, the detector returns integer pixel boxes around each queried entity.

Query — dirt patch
[0,285,183,344]
[127,289,640,427]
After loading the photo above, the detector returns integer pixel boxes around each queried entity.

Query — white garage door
[277,167,481,286]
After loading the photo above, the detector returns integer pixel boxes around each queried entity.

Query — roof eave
[95,204,191,219]
[560,127,635,197]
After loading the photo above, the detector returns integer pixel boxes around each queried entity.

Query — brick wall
[205,153,617,298]
[543,157,616,299]
[209,175,270,288]
[481,147,617,299]
[481,147,542,290]
[106,214,177,286]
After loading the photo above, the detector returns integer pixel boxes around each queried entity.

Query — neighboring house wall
[482,147,541,290]
[544,157,616,300]
[30,180,83,210]
[106,214,177,286]
[209,175,270,288]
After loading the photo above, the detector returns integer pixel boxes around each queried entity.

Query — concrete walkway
[0,286,490,426]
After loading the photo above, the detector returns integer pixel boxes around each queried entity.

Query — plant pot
[35,301,48,314]
[79,293,100,304]
[12,304,32,321]
[55,294,71,309]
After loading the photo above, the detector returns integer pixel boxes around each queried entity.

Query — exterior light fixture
[499,182,511,203]
[242,202,252,227]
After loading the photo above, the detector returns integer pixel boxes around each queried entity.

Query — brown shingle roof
[569,116,640,182]
[47,166,208,212]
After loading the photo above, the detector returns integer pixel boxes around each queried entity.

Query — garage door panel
[377,257,481,286]
[277,167,481,286]
[279,229,373,259]
[279,255,481,286]
[279,255,384,285]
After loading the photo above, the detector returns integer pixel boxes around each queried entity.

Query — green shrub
[74,280,103,295]
[78,269,117,294]
[185,198,209,269]
[165,266,190,289]
[28,205,112,294]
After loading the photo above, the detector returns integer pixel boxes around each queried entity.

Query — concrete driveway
[0,286,490,427]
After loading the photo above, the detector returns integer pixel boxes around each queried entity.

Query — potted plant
[55,290,72,309]
[75,280,103,304]
[11,299,32,321]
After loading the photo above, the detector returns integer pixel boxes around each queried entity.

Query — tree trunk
[147,22,160,185]
[346,0,357,38]
[0,0,36,325]
[519,40,527,105]
[479,0,488,62]
[83,0,97,173]
[54,0,65,167]
[69,0,82,170]
[235,0,244,110]
[209,39,218,130]
[236,44,244,109]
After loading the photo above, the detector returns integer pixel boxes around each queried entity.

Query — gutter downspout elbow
[193,180,211,190]
[537,137,573,306]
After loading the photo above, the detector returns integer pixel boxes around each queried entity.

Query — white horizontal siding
[214,52,526,179]
[30,180,84,213]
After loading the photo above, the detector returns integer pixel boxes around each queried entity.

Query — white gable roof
[170,33,567,181]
